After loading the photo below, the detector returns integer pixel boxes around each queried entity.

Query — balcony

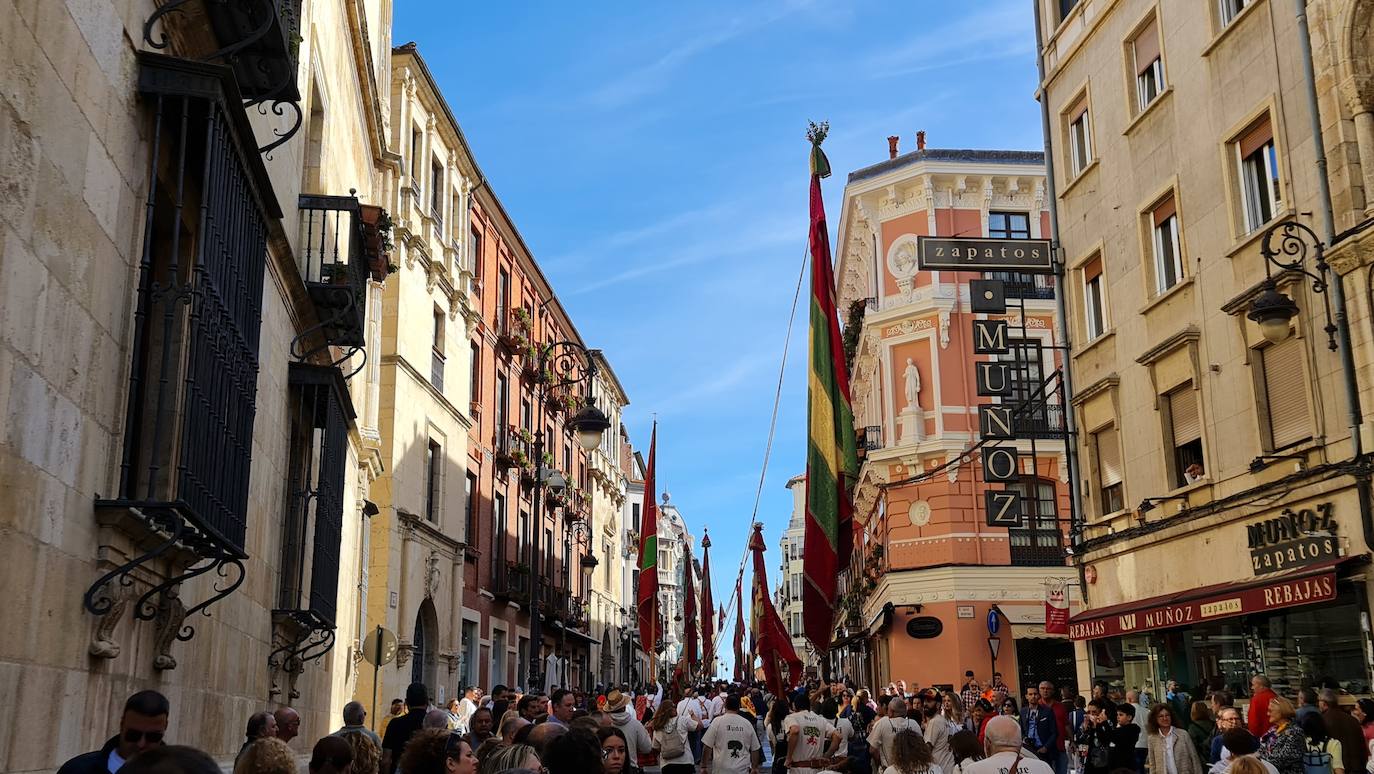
[493,560,532,604]
[496,306,531,350]
[988,272,1056,300]
[1011,404,1066,439]
[495,426,534,471]
[857,426,883,456]
[298,194,368,350]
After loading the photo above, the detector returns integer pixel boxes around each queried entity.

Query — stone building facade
[832,144,1077,692]
[586,352,630,688]
[0,0,394,769]
[1038,0,1374,701]
[354,42,478,711]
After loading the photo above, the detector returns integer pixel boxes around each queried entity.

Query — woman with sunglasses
[598,727,629,774]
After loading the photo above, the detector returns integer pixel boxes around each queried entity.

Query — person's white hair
[423,708,450,729]
[984,715,1023,751]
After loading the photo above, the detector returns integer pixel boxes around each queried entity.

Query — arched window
[1007,477,1064,567]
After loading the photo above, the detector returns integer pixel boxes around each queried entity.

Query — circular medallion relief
[908,500,931,526]
[886,235,920,280]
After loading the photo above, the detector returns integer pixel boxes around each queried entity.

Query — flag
[635,424,660,653]
[749,523,802,697]
[733,577,746,683]
[684,544,699,676]
[718,604,726,632]
[1045,581,1070,635]
[700,531,715,676]
[802,121,859,660]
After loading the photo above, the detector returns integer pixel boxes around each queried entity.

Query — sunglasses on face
[123,730,165,745]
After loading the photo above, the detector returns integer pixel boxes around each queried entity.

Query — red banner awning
[1069,556,1356,640]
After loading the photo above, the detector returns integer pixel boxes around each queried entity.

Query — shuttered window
[1097,427,1123,487]
[1261,338,1310,449]
[1169,387,1201,445]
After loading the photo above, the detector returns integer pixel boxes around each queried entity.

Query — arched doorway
[411,599,439,694]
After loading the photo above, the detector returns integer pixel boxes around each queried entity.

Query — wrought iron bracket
[85,503,248,649]
[268,610,337,676]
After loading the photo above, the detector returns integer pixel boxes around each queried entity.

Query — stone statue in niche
[903,358,921,410]
[899,357,924,444]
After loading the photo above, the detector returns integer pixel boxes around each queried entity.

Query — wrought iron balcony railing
[495,426,534,470]
[493,560,532,604]
[1011,404,1066,439]
[294,194,367,360]
[858,426,883,453]
[988,272,1056,300]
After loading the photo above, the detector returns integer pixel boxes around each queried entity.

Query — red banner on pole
[1045,582,1069,635]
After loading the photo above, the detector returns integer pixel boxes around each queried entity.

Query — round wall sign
[905,616,944,639]
[909,500,931,526]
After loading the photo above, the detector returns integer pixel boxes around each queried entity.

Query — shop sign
[917,237,1054,272]
[1248,503,1339,575]
[1068,572,1336,640]
[906,616,944,639]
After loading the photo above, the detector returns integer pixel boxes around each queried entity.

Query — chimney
[887,136,900,159]
[916,131,927,151]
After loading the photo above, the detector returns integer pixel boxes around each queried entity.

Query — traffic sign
[986,609,1000,636]
[362,626,398,666]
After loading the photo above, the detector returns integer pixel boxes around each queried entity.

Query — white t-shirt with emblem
[703,713,762,774]
[963,751,1055,774]
[783,710,835,774]
[869,716,923,769]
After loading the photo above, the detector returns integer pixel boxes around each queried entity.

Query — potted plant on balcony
[360,205,396,282]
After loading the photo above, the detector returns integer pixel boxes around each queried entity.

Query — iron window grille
[292,194,368,366]
[269,363,353,672]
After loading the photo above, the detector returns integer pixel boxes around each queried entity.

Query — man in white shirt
[703,694,763,774]
[678,686,706,761]
[457,687,479,733]
[964,716,1055,774]
[868,697,923,771]
[784,693,842,774]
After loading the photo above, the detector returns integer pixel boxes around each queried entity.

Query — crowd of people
[56,671,1374,774]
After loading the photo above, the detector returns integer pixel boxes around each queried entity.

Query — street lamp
[525,342,608,693]
[1246,221,1339,350]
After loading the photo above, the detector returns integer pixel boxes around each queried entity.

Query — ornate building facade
[833,143,1078,692]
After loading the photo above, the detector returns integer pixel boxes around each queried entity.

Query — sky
[395,0,1046,675]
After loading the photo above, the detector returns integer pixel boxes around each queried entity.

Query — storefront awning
[551,621,601,645]
[1068,555,1361,641]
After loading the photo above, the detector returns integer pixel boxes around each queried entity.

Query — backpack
[1303,741,1334,774]
[659,719,686,759]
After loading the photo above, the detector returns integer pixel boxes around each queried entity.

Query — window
[632,503,641,532]
[461,620,477,685]
[1237,118,1281,232]
[426,440,443,522]
[1067,96,1093,177]
[545,528,554,576]
[1150,195,1184,294]
[1060,0,1081,22]
[1131,17,1165,112]
[989,211,1031,239]
[411,127,423,188]
[492,629,507,690]
[1166,385,1204,489]
[988,211,1053,299]
[465,471,479,547]
[497,268,511,323]
[493,491,507,560]
[1008,478,1063,566]
[1082,255,1108,339]
[431,159,443,224]
[1094,426,1125,515]
[604,541,613,588]
[1258,337,1310,450]
[470,342,481,402]
[999,338,1053,432]
[521,398,532,433]
[518,511,530,564]
[495,374,509,432]
[1219,0,1251,26]
[431,308,445,390]
[469,227,483,285]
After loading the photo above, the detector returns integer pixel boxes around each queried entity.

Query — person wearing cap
[606,689,652,774]
[381,682,431,774]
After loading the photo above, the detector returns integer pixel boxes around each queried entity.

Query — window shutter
[1069,95,1089,121]
[1263,338,1310,448]
[1084,255,1103,281]
[1238,117,1273,158]
[1097,427,1123,487]
[1169,387,1201,445]
[1153,195,1178,227]
[1133,19,1161,74]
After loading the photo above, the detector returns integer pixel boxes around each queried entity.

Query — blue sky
[396,0,1044,675]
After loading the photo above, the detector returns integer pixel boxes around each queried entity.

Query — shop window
[1008,477,1063,566]
[1066,95,1093,178]
[1082,255,1109,340]
[1093,426,1125,515]
[1165,385,1204,488]
[1256,337,1311,450]
[1130,16,1165,113]
[1149,194,1184,295]
[1235,117,1282,233]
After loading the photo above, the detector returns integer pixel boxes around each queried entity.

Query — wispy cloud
[861,0,1032,77]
